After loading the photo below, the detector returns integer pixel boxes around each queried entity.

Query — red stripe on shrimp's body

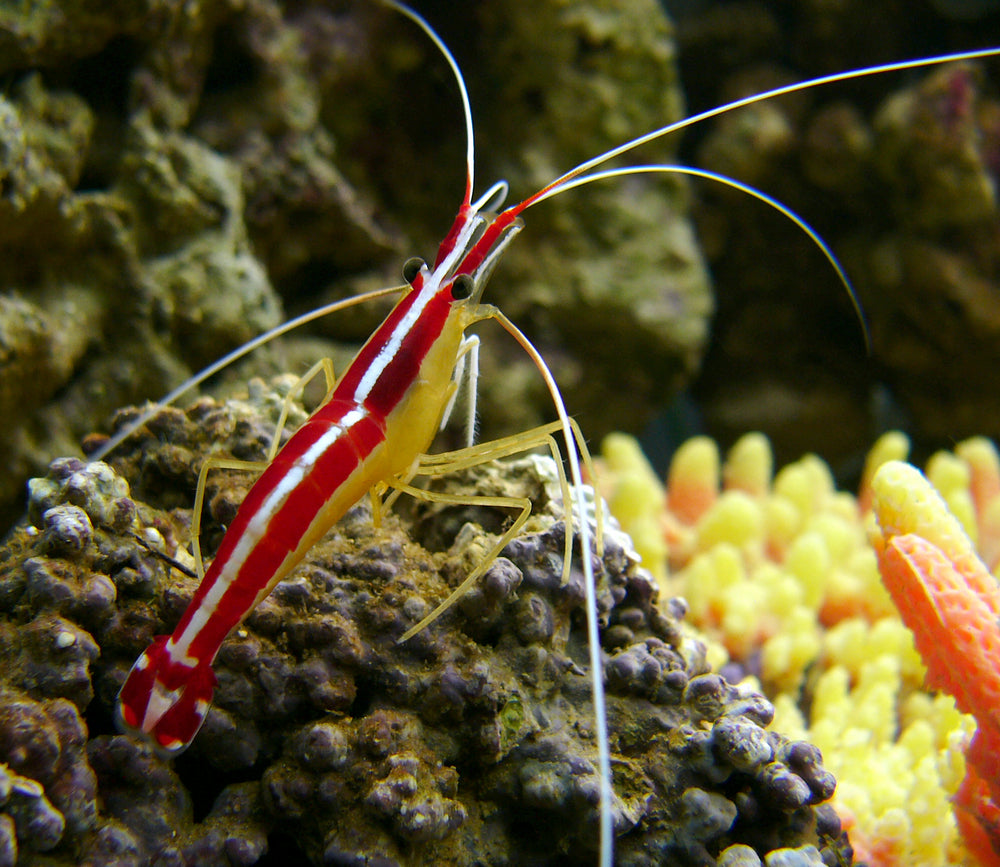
[175,403,388,657]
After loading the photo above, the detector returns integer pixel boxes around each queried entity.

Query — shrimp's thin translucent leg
[191,358,337,574]
[268,358,337,460]
[394,417,602,640]
[383,423,568,572]
[438,335,481,448]
[190,456,269,579]
[394,480,533,642]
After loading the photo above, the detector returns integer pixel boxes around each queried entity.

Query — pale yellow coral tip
[723,432,772,497]
[668,436,720,524]
[956,436,1000,520]
[602,433,663,489]
[956,436,1000,491]
[858,430,909,513]
[870,461,974,565]
[926,451,970,501]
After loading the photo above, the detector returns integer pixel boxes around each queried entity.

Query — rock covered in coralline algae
[0,380,850,864]
[0,695,96,863]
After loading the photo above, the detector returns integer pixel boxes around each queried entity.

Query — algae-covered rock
[0,1,157,74]
[0,378,849,864]
[0,66,285,530]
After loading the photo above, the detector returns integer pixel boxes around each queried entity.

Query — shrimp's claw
[116,635,217,756]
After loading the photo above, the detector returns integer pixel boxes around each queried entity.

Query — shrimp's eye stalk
[402,257,426,284]
[451,273,475,301]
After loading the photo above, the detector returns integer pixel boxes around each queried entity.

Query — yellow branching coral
[599,430,999,867]
[599,433,669,587]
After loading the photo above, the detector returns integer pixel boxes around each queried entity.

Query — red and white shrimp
[106,4,1000,864]
[115,0,617,842]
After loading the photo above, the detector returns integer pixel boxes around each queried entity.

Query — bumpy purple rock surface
[0,383,852,865]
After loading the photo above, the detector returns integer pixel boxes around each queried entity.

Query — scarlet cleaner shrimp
[89,4,1000,866]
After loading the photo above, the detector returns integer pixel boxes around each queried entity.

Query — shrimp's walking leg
[438,335,480,448]
[420,416,604,558]
[190,456,270,579]
[394,419,603,642]
[268,358,338,460]
[190,358,339,576]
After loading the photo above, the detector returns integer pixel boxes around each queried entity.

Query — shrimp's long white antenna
[379,0,477,205]
[532,47,1000,200]
[492,309,613,867]
[90,285,405,462]
[491,47,1000,357]
[541,164,871,352]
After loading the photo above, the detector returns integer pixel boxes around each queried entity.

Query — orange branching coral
[871,459,1000,867]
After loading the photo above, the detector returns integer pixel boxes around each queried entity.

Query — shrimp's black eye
[451,273,475,300]
[402,257,425,284]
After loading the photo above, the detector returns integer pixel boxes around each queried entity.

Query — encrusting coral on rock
[0,379,847,865]
[600,429,1000,867]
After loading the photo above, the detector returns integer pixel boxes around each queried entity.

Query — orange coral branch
[878,535,1000,736]
[957,438,1000,572]
[872,460,1000,866]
